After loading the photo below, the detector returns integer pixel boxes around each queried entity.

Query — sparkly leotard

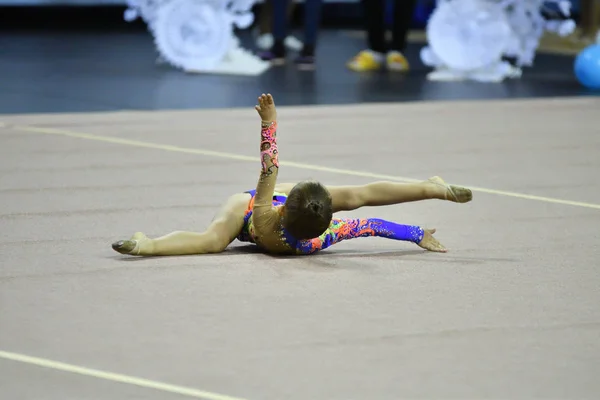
[236,189,287,245]
[236,189,425,255]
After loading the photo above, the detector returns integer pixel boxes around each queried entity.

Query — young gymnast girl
[111,93,473,257]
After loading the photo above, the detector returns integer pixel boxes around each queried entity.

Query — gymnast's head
[282,180,333,240]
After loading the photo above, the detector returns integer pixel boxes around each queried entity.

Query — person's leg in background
[387,0,418,71]
[259,0,289,64]
[255,0,302,51]
[347,0,387,71]
[580,0,600,42]
[260,0,323,70]
[258,0,274,36]
[364,0,388,54]
[294,0,323,70]
[347,0,418,72]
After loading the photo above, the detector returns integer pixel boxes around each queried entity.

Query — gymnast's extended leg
[276,176,472,213]
[328,176,472,212]
[111,193,249,256]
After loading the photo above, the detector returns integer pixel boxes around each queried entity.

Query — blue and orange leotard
[236,189,287,245]
[236,189,425,255]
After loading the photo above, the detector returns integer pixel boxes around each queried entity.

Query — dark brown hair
[282,180,333,240]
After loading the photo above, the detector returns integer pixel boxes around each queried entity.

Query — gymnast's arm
[252,120,280,234]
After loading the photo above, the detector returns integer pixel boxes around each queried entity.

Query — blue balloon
[574,44,600,90]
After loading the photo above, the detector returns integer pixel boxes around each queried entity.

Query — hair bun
[308,201,322,214]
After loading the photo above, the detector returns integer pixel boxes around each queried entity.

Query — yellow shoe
[346,50,384,72]
[386,51,410,72]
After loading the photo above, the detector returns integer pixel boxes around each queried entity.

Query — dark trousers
[362,0,418,53]
[272,0,323,48]
[258,0,296,35]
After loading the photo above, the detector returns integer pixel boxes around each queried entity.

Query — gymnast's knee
[199,231,230,253]
[204,220,238,253]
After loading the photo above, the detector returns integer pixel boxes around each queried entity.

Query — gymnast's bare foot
[417,228,448,252]
[112,232,149,255]
[427,176,472,203]
[255,93,277,122]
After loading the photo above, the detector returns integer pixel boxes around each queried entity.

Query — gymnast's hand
[255,93,277,123]
[417,228,448,253]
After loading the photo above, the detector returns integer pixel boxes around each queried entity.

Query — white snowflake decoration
[502,0,575,66]
[124,0,171,28]
[421,0,575,82]
[124,0,269,75]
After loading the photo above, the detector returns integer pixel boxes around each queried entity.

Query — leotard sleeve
[252,120,280,229]
[293,218,425,254]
